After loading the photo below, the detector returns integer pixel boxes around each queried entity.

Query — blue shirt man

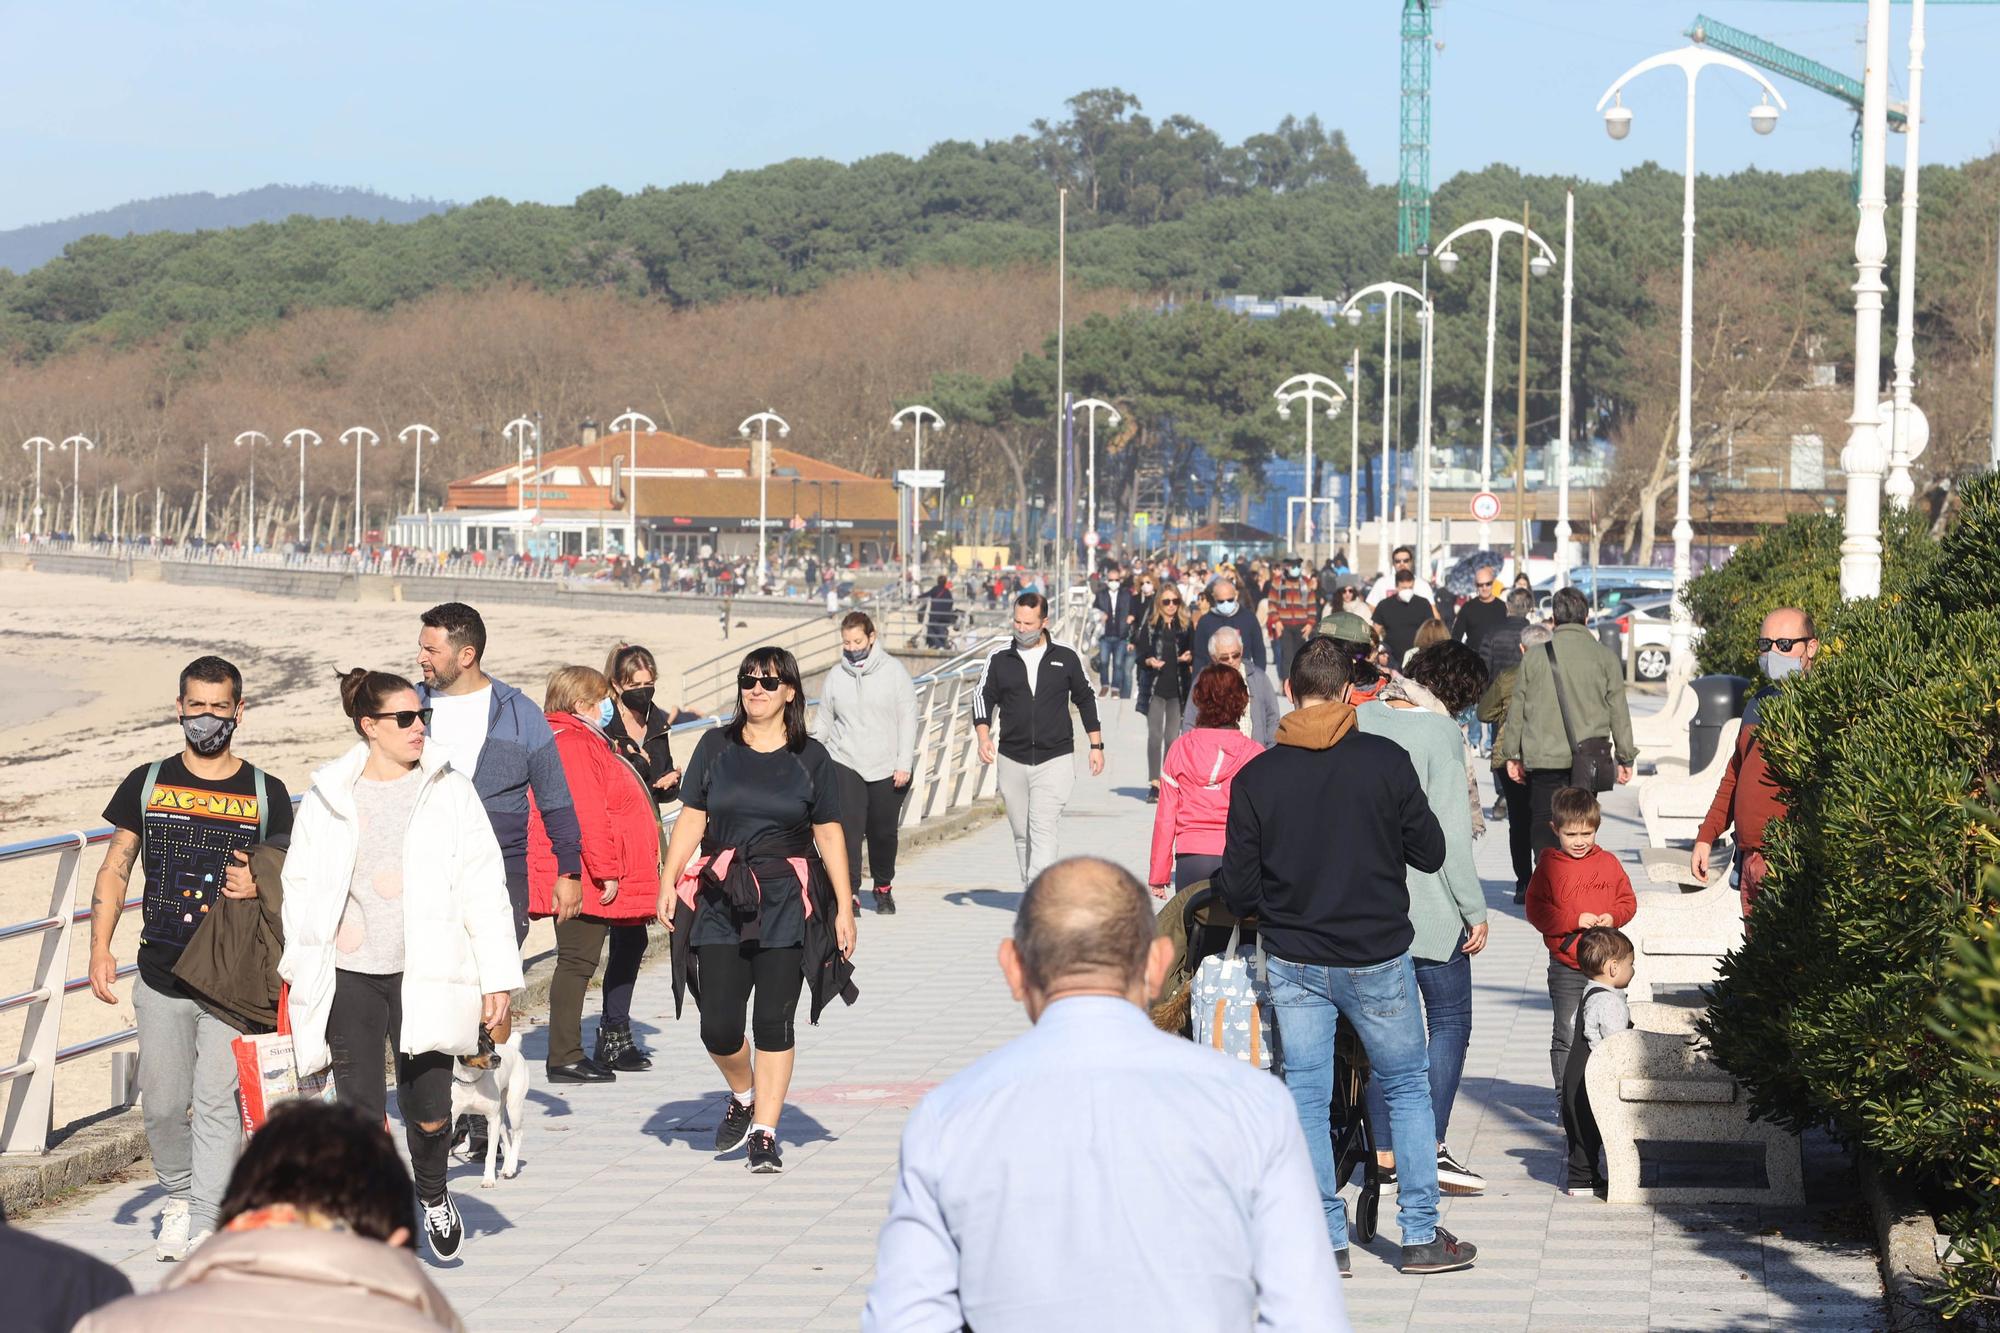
[864,857,1344,1332]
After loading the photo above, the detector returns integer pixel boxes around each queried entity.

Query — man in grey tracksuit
[820,612,921,913]
[974,593,1104,886]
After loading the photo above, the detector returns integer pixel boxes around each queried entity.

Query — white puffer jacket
[279,742,525,1077]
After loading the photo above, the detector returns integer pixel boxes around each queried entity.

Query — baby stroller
[1156,882,1386,1244]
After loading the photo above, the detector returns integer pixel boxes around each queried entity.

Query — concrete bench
[1630,678,1697,772]
[1586,1025,1803,1205]
[1637,717,1740,847]
[1626,873,1744,1003]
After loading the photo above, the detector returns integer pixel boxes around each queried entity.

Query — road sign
[1084,530,1100,547]
[1879,399,1930,461]
[1132,511,1150,528]
[895,469,946,488]
[1470,491,1501,523]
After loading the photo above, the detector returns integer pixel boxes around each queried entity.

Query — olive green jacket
[1496,624,1637,771]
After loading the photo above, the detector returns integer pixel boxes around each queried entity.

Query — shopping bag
[1189,924,1280,1072]
[232,984,336,1133]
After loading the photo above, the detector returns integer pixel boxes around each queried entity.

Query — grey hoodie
[819,645,920,781]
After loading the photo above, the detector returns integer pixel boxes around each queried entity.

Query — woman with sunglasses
[657,647,856,1174]
[281,669,523,1261]
[598,642,679,1071]
[1132,588,1194,803]
[525,666,665,1084]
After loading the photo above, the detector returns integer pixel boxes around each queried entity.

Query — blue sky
[1,0,1994,230]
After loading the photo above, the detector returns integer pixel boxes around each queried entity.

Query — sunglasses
[367,708,432,729]
[1475,581,1493,590]
[1160,598,1181,607]
[738,674,784,692]
[1214,652,1243,664]
[1755,636,1814,653]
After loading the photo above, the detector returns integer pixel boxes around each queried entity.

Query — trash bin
[1687,674,1752,773]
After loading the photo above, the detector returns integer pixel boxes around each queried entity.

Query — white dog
[449,1033,528,1188]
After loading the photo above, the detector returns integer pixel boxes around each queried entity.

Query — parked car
[1591,594,1686,682]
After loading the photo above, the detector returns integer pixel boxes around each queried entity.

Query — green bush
[1699,471,2000,1318]
[1683,505,1936,679]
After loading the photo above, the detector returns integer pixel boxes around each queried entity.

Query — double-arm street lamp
[234,431,268,548]
[739,410,790,589]
[60,435,93,538]
[399,424,438,549]
[341,426,380,548]
[1273,373,1346,555]
[1598,44,1783,669]
[21,437,54,538]
[503,416,540,557]
[892,404,944,588]
[1433,218,1558,550]
[1342,282,1435,574]
[608,410,657,560]
[283,428,321,549]
[1071,397,1120,577]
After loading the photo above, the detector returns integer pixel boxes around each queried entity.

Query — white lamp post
[1072,397,1119,576]
[60,434,93,539]
[20,436,53,539]
[1842,0,1894,599]
[1342,282,1434,575]
[1433,217,1558,550]
[739,410,790,590]
[199,442,210,543]
[1597,46,1784,664]
[1273,373,1346,555]
[340,426,380,548]
[502,416,538,557]
[397,423,438,550]
[1346,351,1361,558]
[233,431,267,549]
[1556,189,1577,588]
[1885,0,1927,512]
[283,428,321,549]
[892,404,944,588]
[608,410,656,560]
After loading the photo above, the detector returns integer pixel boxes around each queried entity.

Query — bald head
[1759,605,1819,672]
[1010,858,1156,999]
[1759,607,1815,640]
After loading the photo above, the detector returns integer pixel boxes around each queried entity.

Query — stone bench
[1626,872,1744,1004]
[1637,717,1741,847]
[1586,1024,1803,1205]
[1630,677,1697,771]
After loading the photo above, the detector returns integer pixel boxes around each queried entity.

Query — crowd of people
[19,558,1826,1329]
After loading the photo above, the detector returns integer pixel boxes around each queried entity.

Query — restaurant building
[392,421,900,562]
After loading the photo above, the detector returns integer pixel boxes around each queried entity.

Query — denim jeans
[1103,638,1132,696]
[1361,935,1472,1147]
[1266,954,1440,1249]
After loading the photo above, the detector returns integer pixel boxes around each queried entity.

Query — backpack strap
[1544,641,1583,753]
[251,765,269,843]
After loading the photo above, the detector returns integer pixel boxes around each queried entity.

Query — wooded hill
[0,89,1993,555]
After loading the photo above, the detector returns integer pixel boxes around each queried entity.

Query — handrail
[0,660,1007,1157]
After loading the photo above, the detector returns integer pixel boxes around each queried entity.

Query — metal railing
[0,654,1017,1156]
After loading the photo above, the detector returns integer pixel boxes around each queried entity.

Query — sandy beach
[0,569,795,1131]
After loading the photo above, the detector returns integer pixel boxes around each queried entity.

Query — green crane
[1686,12,1906,197]
[1398,0,1433,257]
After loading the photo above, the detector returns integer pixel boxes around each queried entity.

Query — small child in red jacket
[1524,787,1636,1107]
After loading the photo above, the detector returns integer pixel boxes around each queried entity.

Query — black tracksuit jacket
[973,637,1101,764]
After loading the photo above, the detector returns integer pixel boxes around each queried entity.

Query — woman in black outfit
[1132,588,1194,802]
[597,642,679,1072]
[656,646,856,1175]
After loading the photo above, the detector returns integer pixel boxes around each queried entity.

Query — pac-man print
[147,784,262,824]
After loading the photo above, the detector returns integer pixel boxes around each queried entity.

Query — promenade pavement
[19,688,1883,1330]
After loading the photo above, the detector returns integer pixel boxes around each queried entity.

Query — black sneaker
[1334,1247,1352,1279]
[450,1113,488,1163]
[420,1192,464,1261]
[872,887,897,916]
[1375,1162,1399,1192]
[746,1129,783,1173]
[1437,1145,1486,1196]
[715,1097,754,1153]
[1401,1226,1477,1274]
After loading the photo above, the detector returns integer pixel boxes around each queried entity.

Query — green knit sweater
[1355,701,1488,961]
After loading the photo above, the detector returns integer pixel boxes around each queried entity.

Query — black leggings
[1500,765,1535,890]
[326,969,455,1203]
[695,943,805,1055]
[834,763,907,891]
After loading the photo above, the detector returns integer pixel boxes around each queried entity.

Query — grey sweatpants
[133,978,243,1234]
[996,753,1077,886]
[1547,958,1589,1095]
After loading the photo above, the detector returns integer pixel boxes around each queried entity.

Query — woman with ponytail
[280,668,523,1263]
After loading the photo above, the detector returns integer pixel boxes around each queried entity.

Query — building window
[1790,434,1826,490]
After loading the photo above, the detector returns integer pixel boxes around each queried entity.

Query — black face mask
[180,713,237,757]
[621,686,656,715]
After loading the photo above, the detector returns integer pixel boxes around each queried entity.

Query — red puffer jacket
[527,712,663,923]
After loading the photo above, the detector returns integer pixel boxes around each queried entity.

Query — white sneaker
[155,1198,192,1261]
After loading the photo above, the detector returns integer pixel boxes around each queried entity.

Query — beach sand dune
[0,569,797,1132]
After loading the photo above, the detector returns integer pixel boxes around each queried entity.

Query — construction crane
[1398,0,1434,257]
[1687,13,1905,196]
